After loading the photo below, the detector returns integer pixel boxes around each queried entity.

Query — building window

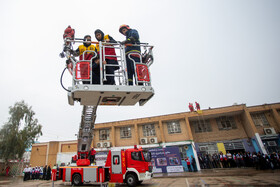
[216,116,237,130]
[167,121,181,134]
[198,143,218,155]
[99,129,110,140]
[142,124,156,137]
[191,119,212,133]
[251,113,270,127]
[120,126,132,139]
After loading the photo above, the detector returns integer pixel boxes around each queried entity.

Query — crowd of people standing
[197,151,280,170]
[23,165,52,181]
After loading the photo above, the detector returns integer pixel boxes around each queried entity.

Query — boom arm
[77,105,98,160]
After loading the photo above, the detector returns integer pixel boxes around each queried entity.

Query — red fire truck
[58,146,152,186]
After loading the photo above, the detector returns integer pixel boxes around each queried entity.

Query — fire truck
[60,146,152,186]
[56,26,154,186]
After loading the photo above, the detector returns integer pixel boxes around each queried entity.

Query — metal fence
[0,161,29,176]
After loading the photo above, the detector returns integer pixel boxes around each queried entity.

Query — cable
[60,67,71,92]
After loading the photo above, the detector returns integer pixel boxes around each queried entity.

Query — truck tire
[126,174,137,187]
[72,173,82,186]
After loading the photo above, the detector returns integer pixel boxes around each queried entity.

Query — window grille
[99,129,110,140]
[167,121,181,134]
[251,112,270,127]
[216,116,237,130]
[142,124,156,137]
[191,119,212,133]
[224,142,244,150]
[120,126,132,139]
[198,143,218,155]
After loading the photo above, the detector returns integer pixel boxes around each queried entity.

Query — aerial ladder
[60,26,154,166]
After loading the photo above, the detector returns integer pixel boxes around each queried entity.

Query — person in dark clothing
[198,154,205,169]
[213,153,220,168]
[119,24,141,86]
[264,154,271,169]
[259,154,266,170]
[270,152,277,170]
[31,168,35,180]
[43,165,47,180]
[47,165,51,180]
[95,29,119,85]
[191,155,197,172]
[204,154,211,169]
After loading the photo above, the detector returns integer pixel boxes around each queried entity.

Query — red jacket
[90,149,96,156]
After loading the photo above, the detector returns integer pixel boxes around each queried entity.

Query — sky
[0,0,279,142]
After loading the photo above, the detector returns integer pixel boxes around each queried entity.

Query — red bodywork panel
[75,61,90,80]
[97,167,106,182]
[125,148,149,174]
[71,167,83,181]
[76,159,90,166]
[136,64,150,82]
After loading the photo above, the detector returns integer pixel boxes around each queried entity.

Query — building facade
[30,103,280,172]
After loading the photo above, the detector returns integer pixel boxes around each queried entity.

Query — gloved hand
[127,37,135,43]
[63,46,71,52]
[120,40,127,45]
[120,37,136,45]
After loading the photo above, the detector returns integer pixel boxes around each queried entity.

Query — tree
[0,100,42,162]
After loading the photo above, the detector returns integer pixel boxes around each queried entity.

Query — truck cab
[105,146,153,186]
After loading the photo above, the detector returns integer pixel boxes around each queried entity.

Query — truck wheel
[126,174,137,187]
[72,174,82,186]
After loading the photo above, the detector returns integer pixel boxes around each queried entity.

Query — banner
[149,147,183,173]
[95,152,108,166]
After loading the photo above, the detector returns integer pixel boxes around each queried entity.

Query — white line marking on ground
[185,178,189,187]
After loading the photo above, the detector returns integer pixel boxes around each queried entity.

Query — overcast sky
[0,0,279,142]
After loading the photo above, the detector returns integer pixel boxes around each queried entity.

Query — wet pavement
[0,168,280,187]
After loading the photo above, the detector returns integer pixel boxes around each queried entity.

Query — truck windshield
[142,151,152,162]
[131,151,143,161]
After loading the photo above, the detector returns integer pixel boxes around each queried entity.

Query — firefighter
[189,103,194,112]
[119,24,141,85]
[195,102,201,111]
[73,35,103,84]
[89,147,96,164]
[95,29,119,85]
[72,154,77,163]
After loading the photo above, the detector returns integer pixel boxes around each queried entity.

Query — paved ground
[0,168,280,187]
